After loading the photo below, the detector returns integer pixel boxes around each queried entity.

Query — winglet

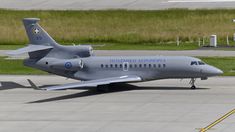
[27,79,41,90]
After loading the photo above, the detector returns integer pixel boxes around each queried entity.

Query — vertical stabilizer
[23,18,57,46]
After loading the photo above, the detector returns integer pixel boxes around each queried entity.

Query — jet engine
[60,45,93,58]
[49,58,83,71]
[74,45,93,57]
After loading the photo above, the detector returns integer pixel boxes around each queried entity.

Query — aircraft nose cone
[212,68,223,75]
[216,68,223,75]
[206,66,223,76]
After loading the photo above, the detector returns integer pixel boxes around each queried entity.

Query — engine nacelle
[61,45,93,58]
[49,58,83,71]
[75,45,93,57]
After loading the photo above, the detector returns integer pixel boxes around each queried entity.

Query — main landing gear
[189,78,196,89]
[96,85,110,92]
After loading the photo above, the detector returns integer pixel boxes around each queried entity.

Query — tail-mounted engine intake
[74,45,93,57]
[61,45,93,58]
[49,58,83,71]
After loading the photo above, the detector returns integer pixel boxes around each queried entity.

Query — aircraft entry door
[123,62,129,71]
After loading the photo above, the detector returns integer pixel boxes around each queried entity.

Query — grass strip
[201,57,235,76]
[1,9,235,50]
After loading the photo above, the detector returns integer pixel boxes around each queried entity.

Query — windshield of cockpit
[191,61,205,65]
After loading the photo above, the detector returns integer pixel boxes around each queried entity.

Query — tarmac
[95,50,235,57]
[1,1,235,131]
[1,0,235,10]
[0,75,235,132]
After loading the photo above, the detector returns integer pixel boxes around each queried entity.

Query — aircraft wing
[7,44,53,55]
[43,75,142,91]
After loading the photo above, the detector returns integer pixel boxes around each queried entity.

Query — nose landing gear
[189,78,196,89]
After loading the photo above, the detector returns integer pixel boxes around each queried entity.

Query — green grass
[0,44,24,50]
[0,57,47,74]
[201,57,235,76]
[1,9,235,50]
[92,42,198,50]
[0,43,199,50]
[0,56,234,76]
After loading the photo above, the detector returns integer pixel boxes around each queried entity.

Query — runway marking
[199,109,235,132]
[168,0,235,2]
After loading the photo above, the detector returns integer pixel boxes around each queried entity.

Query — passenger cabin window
[149,64,152,68]
[110,64,113,68]
[144,64,147,68]
[158,64,161,68]
[115,64,118,68]
[163,64,166,68]
[198,61,205,65]
[101,64,104,68]
[130,64,132,68]
[105,64,108,68]
[124,63,128,69]
[191,61,198,65]
[120,64,122,68]
[153,64,156,68]
[134,64,137,68]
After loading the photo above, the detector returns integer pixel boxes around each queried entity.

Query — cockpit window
[198,61,205,65]
[191,61,198,65]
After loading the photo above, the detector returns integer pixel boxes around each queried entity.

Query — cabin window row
[100,64,166,68]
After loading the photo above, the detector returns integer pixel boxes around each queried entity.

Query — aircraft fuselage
[25,55,223,82]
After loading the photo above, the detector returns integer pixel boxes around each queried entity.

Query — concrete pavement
[0,75,234,132]
[1,0,235,10]
[2,50,235,59]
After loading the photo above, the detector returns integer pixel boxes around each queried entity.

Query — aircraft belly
[162,70,204,78]
[74,69,158,81]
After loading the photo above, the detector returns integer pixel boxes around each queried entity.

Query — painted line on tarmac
[199,109,235,132]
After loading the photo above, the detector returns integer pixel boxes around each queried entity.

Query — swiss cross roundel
[32,28,40,34]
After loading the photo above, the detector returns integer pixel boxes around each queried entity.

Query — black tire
[191,85,196,89]
[96,85,109,92]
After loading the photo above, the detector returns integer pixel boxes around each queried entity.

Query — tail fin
[23,18,57,46]
[7,18,56,58]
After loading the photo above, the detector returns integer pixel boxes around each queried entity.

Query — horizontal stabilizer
[43,75,142,91]
[7,44,53,55]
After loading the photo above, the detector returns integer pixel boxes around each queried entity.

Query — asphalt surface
[0,75,234,132]
[1,1,235,131]
[1,0,235,10]
[95,50,235,57]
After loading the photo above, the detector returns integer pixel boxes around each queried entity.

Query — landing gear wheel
[191,85,196,90]
[189,78,196,90]
[96,85,110,92]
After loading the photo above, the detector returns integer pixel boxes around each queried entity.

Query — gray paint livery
[8,18,223,90]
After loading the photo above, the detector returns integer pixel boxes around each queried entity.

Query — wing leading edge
[43,75,142,91]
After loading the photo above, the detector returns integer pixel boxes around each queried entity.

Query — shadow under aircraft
[0,81,29,90]
[28,83,209,104]
[0,81,54,91]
